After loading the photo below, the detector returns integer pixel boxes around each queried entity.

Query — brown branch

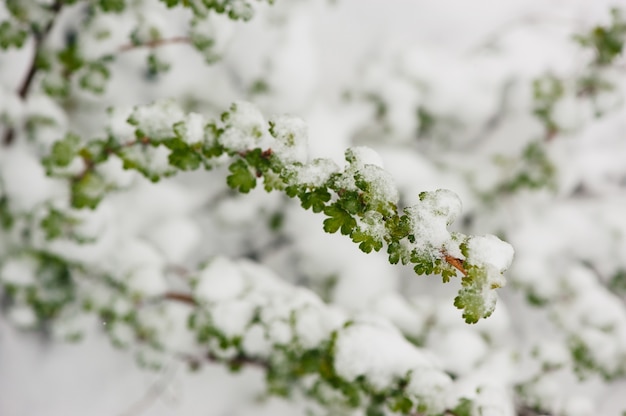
[444,252,467,276]
[72,136,151,181]
[118,37,191,53]
[3,0,63,146]
[163,291,196,305]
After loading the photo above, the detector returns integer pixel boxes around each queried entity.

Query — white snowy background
[2,0,626,415]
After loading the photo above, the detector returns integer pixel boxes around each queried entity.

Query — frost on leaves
[42,99,514,323]
[187,257,455,414]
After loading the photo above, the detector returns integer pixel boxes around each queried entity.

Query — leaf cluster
[40,101,510,324]
[574,8,626,66]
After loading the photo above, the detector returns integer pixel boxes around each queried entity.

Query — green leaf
[285,185,300,198]
[44,133,81,170]
[99,0,126,12]
[146,52,171,77]
[453,266,493,324]
[226,159,256,193]
[71,171,107,209]
[526,291,548,307]
[268,211,284,231]
[411,252,435,276]
[389,396,413,413]
[387,241,401,264]
[78,61,111,94]
[385,214,411,240]
[159,0,180,7]
[366,405,385,416]
[351,229,383,253]
[168,147,202,170]
[0,20,28,49]
[337,190,363,215]
[261,170,284,192]
[441,265,457,283]
[569,336,600,377]
[244,148,273,173]
[450,398,474,416]
[417,105,436,138]
[41,209,67,240]
[299,188,331,213]
[609,269,626,294]
[323,205,356,235]
[574,9,626,65]
[80,139,114,164]
[0,195,14,229]
[57,44,84,75]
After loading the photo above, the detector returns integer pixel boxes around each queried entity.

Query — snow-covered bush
[0,1,625,415]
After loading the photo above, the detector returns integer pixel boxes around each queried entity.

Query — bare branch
[3,0,64,146]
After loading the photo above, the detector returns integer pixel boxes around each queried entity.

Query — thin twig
[3,0,64,146]
[118,37,191,53]
[163,292,196,305]
[444,252,467,275]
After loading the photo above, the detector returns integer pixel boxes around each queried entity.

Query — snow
[215,192,268,226]
[465,234,515,272]
[0,85,24,126]
[356,211,387,244]
[24,93,68,146]
[358,164,400,205]
[293,304,345,349]
[128,99,185,142]
[0,146,66,211]
[472,384,516,416]
[211,299,256,337]
[266,320,292,345]
[106,106,136,144]
[219,101,271,152]
[429,328,489,376]
[128,265,168,297]
[0,257,37,286]
[97,154,136,188]
[560,396,595,416]
[334,323,438,389]
[180,112,206,145]
[195,257,246,303]
[259,288,322,322]
[372,293,432,339]
[531,341,571,369]
[289,158,339,187]
[346,146,385,169]
[332,254,399,311]
[112,238,164,272]
[406,368,452,413]
[146,217,201,264]
[404,189,463,253]
[120,144,174,176]
[269,114,309,164]
[7,305,38,328]
[2,0,626,415]
[242,323,272,357]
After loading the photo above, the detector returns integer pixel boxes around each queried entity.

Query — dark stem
[118,36,191,53]
[3,0,63,146]
[163,291,196,305]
